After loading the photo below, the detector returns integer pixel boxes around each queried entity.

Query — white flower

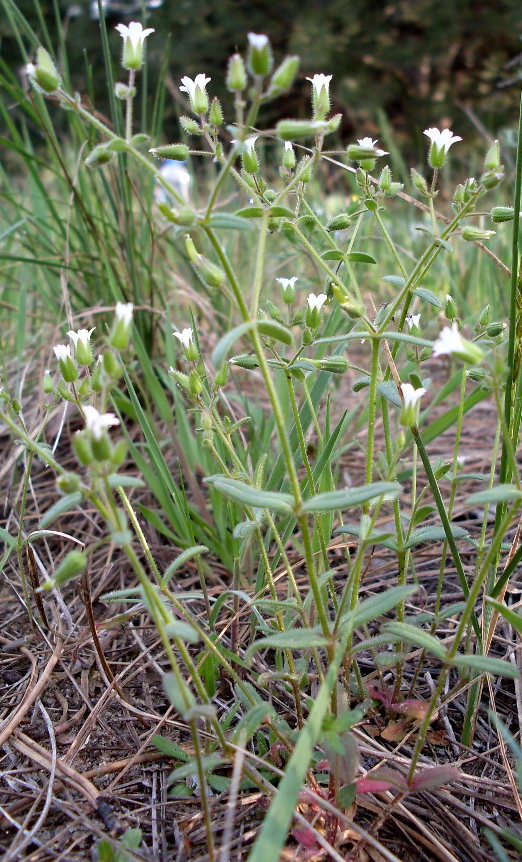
[405,314,421,330]
[115,21,154,70]
[432,322,465,357]
[276,277,298,290]
[424,127,462,153]
[400,383,426,407]
[284,141,293,151]
[180,74,211,114]
[356,137,388,157]
[173,328,193,349]
[67,328,95,348]
[115,302,133,326]
[307,293,327,311]
[83,405,120,440]
[115,21,155,50]
[53,344,72,362]
[248,33,269,50]
[306,73,332,95]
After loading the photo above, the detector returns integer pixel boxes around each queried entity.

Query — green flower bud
[478,305,491,327]
[282,141,296,170]
[317,356,349,374]
[26,47,61,94]
[466,367,487,382]
[347,138,388,162]
[170,368,190,390]
[410,168,429,197]
[73,431,93,466]
[189,369,203,396]
[209,97,224,126]
[491,206,514,223]
[276,119,329,140]
[270,55,300,93]
[239,136,259,174]
[445,294,458,321]
[111,439,127,467]
[150,144,189,161]
[461,226,496,242]
[230,354,259,369]
[108,302,133,351]
[57,472,81,494]
[484,140,500,172]
[297,156,313,183]
[226,53,247,92]
[114,82,136,100]
[247,33,273,77]
[480,169,504,190]
[43,369,53,394]
[180,116,201,135]
[158,203,196,226]
[214,364,228,387]
[327,214,351,231]
[54,344,78,383]
[53,551,87,587]
[85,145,116,169]
[307,74,332,120]
[485,322,506,338]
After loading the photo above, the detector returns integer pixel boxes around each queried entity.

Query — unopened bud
[491,206,514,223]
[180,116,201,135]
[43,370,53,394]
[282,141,296,170]
[73,431,93,466]
[85,145,115,169]
[270,55,299,93]
[26,47,61,94]
[53,551,87,586]
[317,356,349,374]
[209,97,223,126]
[327,214,351,231]
[484,140,500,172]
[114,82,136,100]
[478,305,491,327]
[189,369,203,396]
[227,53,247,92]
[445,294,458,321]
[410,168,429,197]
[247,33,273,77]
[485,322,506,338]
[57,472,81,494]
[461,226,496,243]
[276,119,329,140]
[150,144,189,160]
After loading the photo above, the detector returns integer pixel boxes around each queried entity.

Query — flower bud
[445,294,458,321]
[478,305,491,327]
[276,119,329,140]
[461,226,496,243]
[238,136,259,174]
[111,439,127,467]
[189,369,203,396]
[230,354,259,369]
[227,53,247,92]
[43,369,53,394]
[54,344,77,383]
[57,472,81,494]
[209,97,223,126]
[282,141,296,170]
[53,551,87,587]
[307,74,332,120]
[26,47,61,94]
[150,144,189,161]
[484,140,500,172]
[270,56,300,93]
[410,168,429,197]
[485,322,506,338]
[480,169,504,190]
[297,156,313,183]
[327,214,351,231]
[317,356,349,374]
[114,82,136,100]
[491,206,514,223]
[214,364,228,387]
[247,33,273,77]
[180,116,201,135]
[108,302,133,350]
[85,145,116,169]
[73,431,93,466]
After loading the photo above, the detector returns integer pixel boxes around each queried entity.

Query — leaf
[230,703,275,743]
[404,525,469,548]
[40,492,83,529]
[301,481,401,513]
[268,206,295,218]
[356,767,408,794]
[346,252,377,264]
[108,475,145,489]
[234,206,265,218]
[382,275,406,287]
[377,381,402,407]
[205,476,295,512]
[381,622,447,659]
[466,485,522,505]
[245,629,329,663]
[451,654,520,678]
[409,766,460,792]
[205,213,255,231]
[212,320,293,368]
[351,586,417,628]
[321,250,345,261]
[163,672,196,717]
[485,597,522,637]
[334,523,397,551]
[378,331,432,348]
[164,620,201,643]
[152,735,191,761]
[162,545,209,582]
[413,287,442,307]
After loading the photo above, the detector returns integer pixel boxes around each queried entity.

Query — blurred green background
[3,0,522,153]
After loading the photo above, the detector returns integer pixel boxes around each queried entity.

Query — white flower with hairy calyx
[277,276,298,304]
[115,302,133,325]
[115,22,155,70]
[108,302,133,351]
[307,293,327,311]
[277,277,298,290]
[357,137,388,156]
[83,405,120,440]
[173,328,193,349]
[306,74,332,119]
[180,74,211,114]
[406,314,421,330]
[68,327,95,366]
[424,127,462,169]
[399,382,426,428]
[432,322,483,365]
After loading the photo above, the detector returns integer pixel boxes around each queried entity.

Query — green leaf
[321,250,345,261]
[451,654,519,678]
[346,252,376,264]
[378,331,432,348]
[164,620,201,643]
[108,475,145,489]
[301,482,401,513]
[231,703,275,743]
[0,527,15,548]
[382,275,406,287]
[205,476,295,512]
[268,206,295,218]
[40,492,83,529]
[485,597,522,637]
[404,525,469,548]
[162,545,209,582]
[412,287,442,307]
[245,629,329,663]
[334,524,398,551]
[163,672,196,717]
[212,320,292,368]
[381,622,447,659]
[377,381,402,407]
[205,213,255,231]
[152,735,190,761]
[351,585,417,628]
[466,485,522,505]
[234,206,265,218]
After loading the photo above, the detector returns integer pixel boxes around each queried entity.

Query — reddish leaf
[409,766,461,792]
[291,828,318,849]
[390,699,430,721]
[357,767,408,794]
